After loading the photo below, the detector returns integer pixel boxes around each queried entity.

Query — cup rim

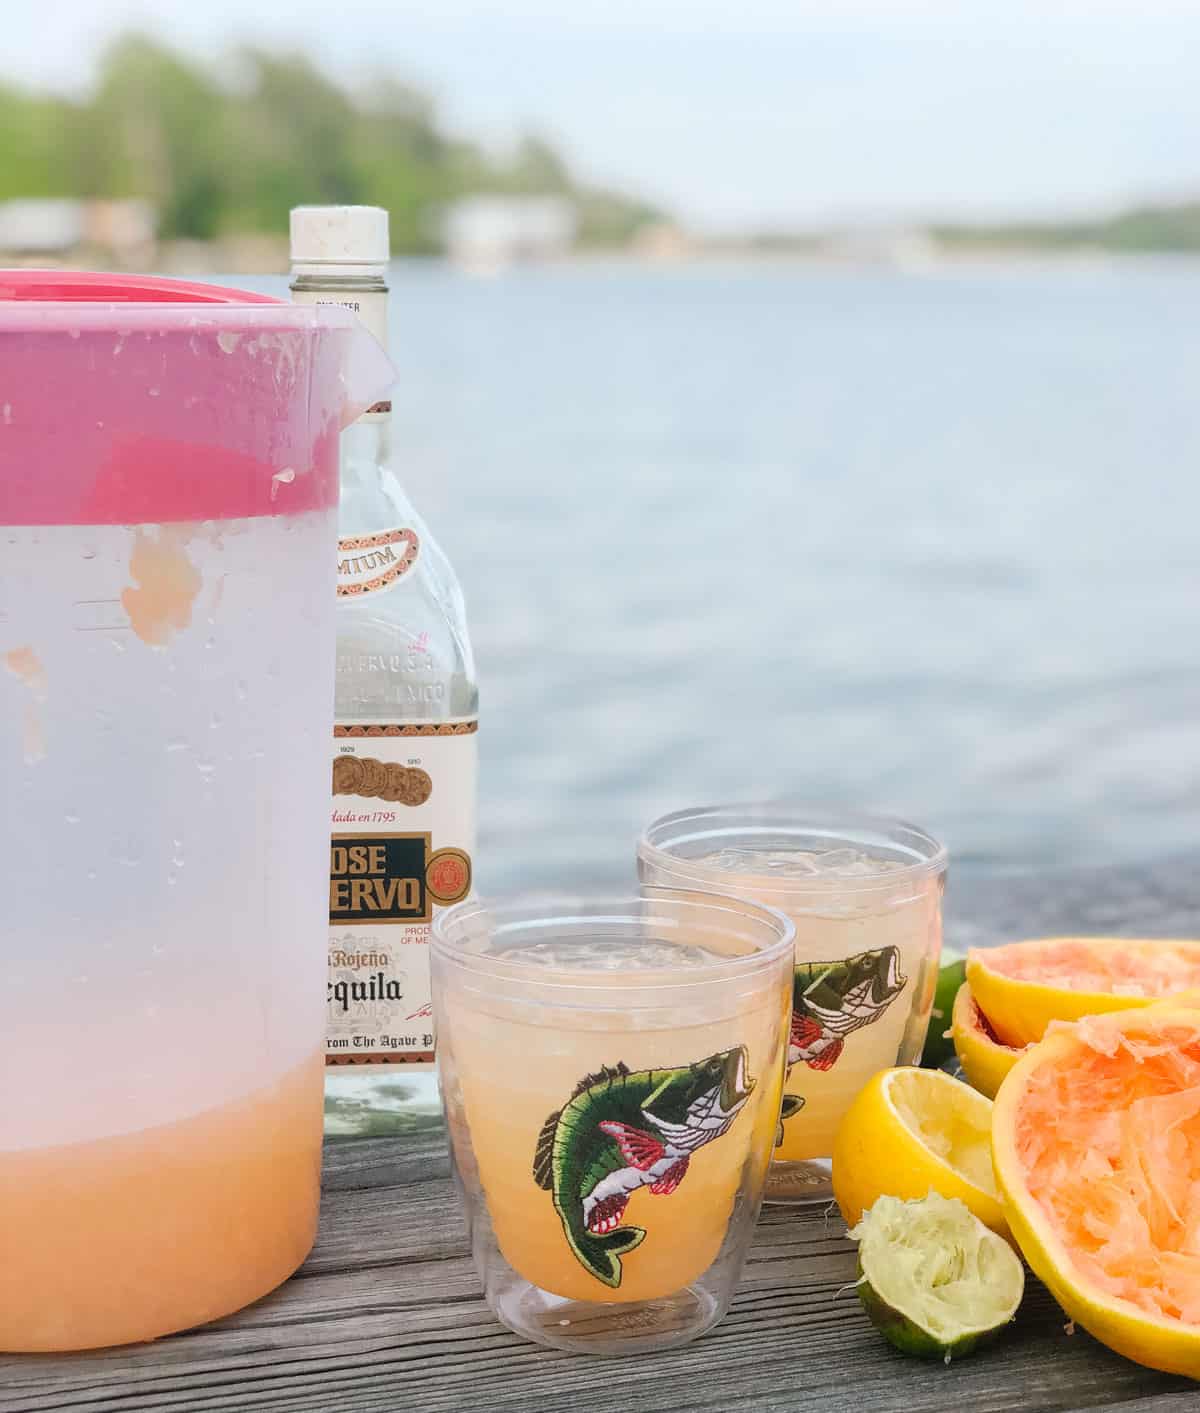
[431,888,796,993]
[637,803,948,896]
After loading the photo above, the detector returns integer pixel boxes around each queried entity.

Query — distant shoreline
[8,240,1200,280]
[568,245,1200,271]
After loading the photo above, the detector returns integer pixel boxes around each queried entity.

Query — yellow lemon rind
[831,1067,1008,1240]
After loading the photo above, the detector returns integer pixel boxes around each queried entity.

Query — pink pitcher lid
[0,271,394,526]
[0,271,282,304]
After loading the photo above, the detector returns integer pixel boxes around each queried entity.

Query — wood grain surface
[1,1129,1194,1413]
[5,858,1200,1413]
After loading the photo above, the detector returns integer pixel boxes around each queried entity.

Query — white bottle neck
[290,260,386,280]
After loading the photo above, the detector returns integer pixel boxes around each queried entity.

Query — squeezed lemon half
[832,1066,1008,1238]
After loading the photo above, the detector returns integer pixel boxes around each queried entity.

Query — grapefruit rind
[967,938,1200,1049]
[952,981,1028,1099]
[993,1007,1200,1379]
[850,1193,1024,1361]
[832,1067,1009,1240]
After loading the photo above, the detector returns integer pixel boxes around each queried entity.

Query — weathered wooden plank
[319,1133,450,1193]
[1,1134,1191,1413]
[1090,1399,1200,1413]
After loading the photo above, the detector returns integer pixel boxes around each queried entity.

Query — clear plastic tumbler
[638,807,946,1204]
[432,891,793,1353]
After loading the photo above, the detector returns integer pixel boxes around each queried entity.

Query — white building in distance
[441,196,577,271]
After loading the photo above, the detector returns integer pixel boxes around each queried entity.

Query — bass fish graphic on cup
[532,1046,756,1289]
[775,944,908,1143]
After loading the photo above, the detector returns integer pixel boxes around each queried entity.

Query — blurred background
[5,1,1199,893]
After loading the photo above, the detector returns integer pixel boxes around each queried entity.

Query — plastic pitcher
[0,272,394,1351]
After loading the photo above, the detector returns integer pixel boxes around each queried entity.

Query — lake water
[256,259,1200,891]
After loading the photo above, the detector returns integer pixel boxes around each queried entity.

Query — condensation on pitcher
[121,528,203,646]
[270,467,296,500]
[204,571,228,627]
[3,645,48,764]
[244,331,302,390]
[3,646,48,692]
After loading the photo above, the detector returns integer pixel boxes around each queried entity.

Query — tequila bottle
[290,206,478,1137]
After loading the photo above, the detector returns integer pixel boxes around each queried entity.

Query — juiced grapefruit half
[967,938,1200,1048]
[993,1007,1200,1377]
[952,982,1028,1099]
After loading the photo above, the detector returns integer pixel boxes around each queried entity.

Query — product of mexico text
[432,891,793,1354]
[638,806,946,1205]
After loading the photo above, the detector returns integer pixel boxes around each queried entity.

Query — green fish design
[789,945,907,1071]
[532,1046,756,1288]
[776,946,906,1145]
[775,1093,805,1148]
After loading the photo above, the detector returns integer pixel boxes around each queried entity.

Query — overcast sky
[8,0,1200,230]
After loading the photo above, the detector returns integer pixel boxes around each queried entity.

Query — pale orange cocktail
[451,1005,781,1304]
[433,893,793,1354]
[639,809,947,1203]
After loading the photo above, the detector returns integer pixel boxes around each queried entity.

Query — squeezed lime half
[848,1192,1024,1361]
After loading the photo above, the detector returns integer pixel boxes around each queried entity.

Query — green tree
[223,50,363,233]
[0,32,660,251]
[352,77,455,252]
[507,135,571,192]
[85,35,230,238]
[0,86,80,200]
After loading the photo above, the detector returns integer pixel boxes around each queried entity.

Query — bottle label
[291,286,391,417]
[327,722,477,1066]
[337,527,420,599]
